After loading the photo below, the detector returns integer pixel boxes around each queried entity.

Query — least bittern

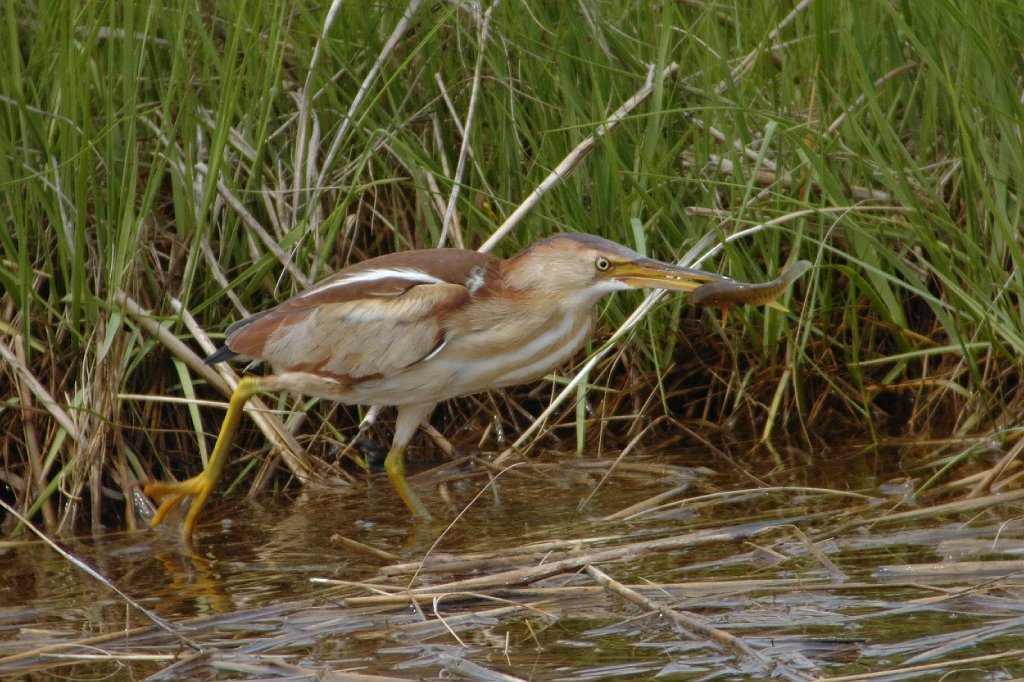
[145,233,743,542]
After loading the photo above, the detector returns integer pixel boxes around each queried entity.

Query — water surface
[2,445,1023,680]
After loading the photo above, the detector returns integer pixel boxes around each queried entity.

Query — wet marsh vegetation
[3,446,1024,680]
[4,0,1024,679]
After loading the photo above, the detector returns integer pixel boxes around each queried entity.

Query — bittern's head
[505,233,730,309]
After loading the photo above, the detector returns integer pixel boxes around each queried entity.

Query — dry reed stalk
[387,524,780,595]
[557,459,709,478]
[138,116,310,286]
[478,61,680,253]
[0,623,164,670]
[816,649,1024,682]
[699,154,892,203]
[433,75,499,211]
[437,2,496,248]
[498,576,832,599]
[827,61,919,134]
[616,485,877,523]
[969,432,1024,498]
[198,238,247,313]
[875,559,1024,580]
[430,653,526,682]
[935,460,1020,491]
[418,422,457,458]
[293,0,344,224]
[312,0,425,192]
[991,467,1024,491]
[309,577,405,595]
[39,653,176,664]
[341,576,839,608]
[872,488,1024,524]
[584,564,816,681]
[786,524,849,583]
[330,534,401,562]
[0,337,81,446]
[380,535,622,576]
[4,335,57,530]
[389,603,541,638]
[903,614,1024,665]
[200,161,313,287]
[603,484,695,520]
[423,121,455,242]
[116,293,320,483]
[715,0,811,94]
[389,548,600,578]
[313,674,409,682]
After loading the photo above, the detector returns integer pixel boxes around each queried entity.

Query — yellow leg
[384,443,435,522]
[145,376,264,543]
[385,402,437,522]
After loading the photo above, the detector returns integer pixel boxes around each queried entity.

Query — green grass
[2,0,1023,533]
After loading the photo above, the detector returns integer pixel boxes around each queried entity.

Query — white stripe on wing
[297,268,449,299]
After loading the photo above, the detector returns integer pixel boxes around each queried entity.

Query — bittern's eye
[595,256,611,272]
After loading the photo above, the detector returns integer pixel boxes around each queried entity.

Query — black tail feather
[204,345,238,365]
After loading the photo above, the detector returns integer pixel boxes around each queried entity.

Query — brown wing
[218,249,499,385]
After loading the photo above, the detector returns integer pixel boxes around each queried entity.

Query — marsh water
[2,443,1023,680]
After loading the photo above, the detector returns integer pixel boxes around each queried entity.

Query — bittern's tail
[204,346,238,365]
[205,309,275,364]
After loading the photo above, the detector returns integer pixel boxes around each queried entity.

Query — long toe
[144,474,212,499]
[144,472,218,530]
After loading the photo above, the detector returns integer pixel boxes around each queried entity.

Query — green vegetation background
[2,0,1023,534]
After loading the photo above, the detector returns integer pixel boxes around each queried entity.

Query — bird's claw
[144,473,217,541]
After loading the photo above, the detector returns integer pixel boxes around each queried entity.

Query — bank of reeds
[2,0,1023,534]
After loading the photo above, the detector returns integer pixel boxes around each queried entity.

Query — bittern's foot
[144,376,263,543]
[144,471,219,542]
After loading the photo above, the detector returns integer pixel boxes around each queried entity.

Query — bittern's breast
[344,302,596,406]
[447,308,595,390]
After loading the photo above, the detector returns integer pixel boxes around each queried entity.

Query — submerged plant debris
[2,448,1022,681]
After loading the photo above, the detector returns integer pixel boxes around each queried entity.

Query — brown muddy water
[2,444,1023,681]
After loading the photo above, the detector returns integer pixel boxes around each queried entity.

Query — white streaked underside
[336,309,594,406]
[297,268,448,299]
[473,311,590,388]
